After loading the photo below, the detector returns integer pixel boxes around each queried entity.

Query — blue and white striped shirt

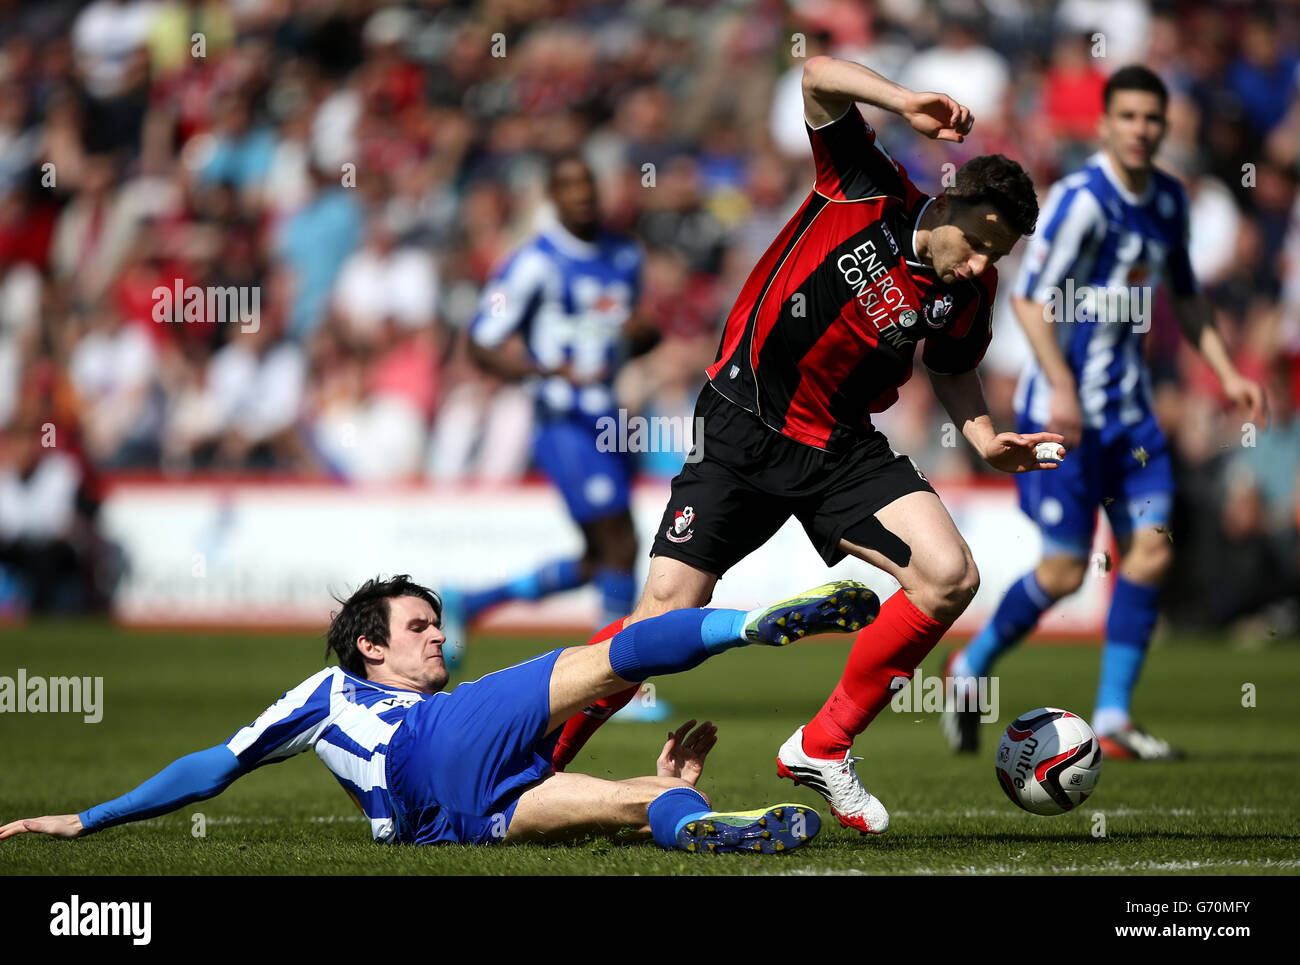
[225,668,428,844]
[1014,152,1197,428]
[469,223,642,418]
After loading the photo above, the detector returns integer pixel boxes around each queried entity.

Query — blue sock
[647,786,712,849]
[461,558,584,619]
[963,571,1055,676]
[607,608,747,680]
[594,567,637,627]
[1095,577,1161,724]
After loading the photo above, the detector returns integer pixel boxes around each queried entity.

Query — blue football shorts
[1015,409,1174,559]
[385,648,564,844]
[533,413,633,525]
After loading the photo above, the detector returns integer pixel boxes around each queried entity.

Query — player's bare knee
[630,587,679,623]
[629,579,710,625]
[1037,557,1087,598]
[1049,567,1086,598]
[920,553,979,622]
[1123,541,1172,584]
[942,552,979,600]
[551,646,625,709]
[963,557,980,600]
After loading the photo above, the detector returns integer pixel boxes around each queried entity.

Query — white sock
[1091,707,1130,737]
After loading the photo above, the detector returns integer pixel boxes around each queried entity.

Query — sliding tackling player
[2,577,878,854]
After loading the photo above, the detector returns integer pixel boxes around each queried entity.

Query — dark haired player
[0,577,879,854]
[551,55,1063,835]
[943,66,1265,760]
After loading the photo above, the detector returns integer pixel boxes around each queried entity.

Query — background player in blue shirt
[944,67,1266,760]
[439,155,652,669]
[0,576,881,853]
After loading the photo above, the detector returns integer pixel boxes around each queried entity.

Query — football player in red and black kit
[551,55,1065,834]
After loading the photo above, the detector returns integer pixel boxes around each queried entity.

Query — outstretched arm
[801,55,973,141]
[4,668,337,842]
[0,745,244,841]
[930,367,1066,473]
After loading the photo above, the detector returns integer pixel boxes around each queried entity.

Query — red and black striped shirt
[706,106,997,452]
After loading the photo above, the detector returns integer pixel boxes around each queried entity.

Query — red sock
[550,617,638,770]
[801,591,950,759]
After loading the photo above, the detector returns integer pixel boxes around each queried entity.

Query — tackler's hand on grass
[981,431,1067,474]
[656,719,718,787]
[0,814,84,841]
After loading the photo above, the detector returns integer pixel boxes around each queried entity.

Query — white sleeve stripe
[1022,188,1101,301]
[1014,183,1068,299]
[224,669,335,764]
[470,248,552,348]
[323,700,402,751]
[317,742,390,793]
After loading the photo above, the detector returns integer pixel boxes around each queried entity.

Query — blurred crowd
[0,0,1298,625]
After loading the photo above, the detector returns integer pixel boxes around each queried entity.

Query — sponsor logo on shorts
[665,505,696,543]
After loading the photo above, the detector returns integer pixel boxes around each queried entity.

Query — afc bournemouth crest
[926,294,953,328]
[666,505,696,543]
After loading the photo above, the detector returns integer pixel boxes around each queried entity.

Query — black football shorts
[651,383,936,577]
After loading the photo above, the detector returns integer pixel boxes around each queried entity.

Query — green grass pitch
[2,621,1298,876]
